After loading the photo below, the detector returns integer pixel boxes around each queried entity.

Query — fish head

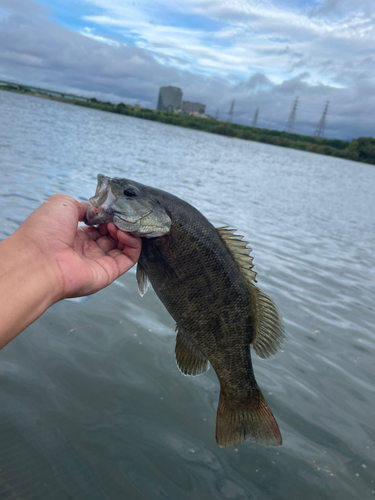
[85,174,171,238]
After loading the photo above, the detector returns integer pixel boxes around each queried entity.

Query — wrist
[11,230,63,305]
[0,232,61,348]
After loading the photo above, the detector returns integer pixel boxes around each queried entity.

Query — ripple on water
[1,91,375,500]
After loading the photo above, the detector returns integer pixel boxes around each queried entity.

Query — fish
[85,174,285,448]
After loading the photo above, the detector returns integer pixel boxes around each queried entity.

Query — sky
[0,0,374,140]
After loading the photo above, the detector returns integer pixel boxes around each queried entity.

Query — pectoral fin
[175,328,209,376]
[136,262,150,297]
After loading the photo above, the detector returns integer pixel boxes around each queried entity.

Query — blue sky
[0,0,374,139]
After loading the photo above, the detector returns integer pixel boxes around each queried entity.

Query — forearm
[0,232,60,349]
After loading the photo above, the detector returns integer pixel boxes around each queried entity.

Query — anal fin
[175,328,209,376]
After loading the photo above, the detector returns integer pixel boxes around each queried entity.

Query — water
[1,90,374,499]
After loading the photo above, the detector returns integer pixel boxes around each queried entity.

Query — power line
[314,101,329,138]
[284,97,299,133]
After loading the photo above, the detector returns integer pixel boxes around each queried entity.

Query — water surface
[1,91,374,499]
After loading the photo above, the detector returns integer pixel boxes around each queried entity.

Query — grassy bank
[2,83,375,166]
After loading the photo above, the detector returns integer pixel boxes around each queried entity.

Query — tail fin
[215,389,282,448]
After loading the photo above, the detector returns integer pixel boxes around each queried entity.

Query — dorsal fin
[216,227,285,358]
[216,227,257,282]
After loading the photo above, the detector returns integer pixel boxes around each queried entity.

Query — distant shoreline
[2,82,374,166]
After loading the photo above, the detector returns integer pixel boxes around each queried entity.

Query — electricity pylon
[215,108,219,120]
[284,97,299,133]
[227,100,235,122]
[314,101,329,138]
[252,107,259,127]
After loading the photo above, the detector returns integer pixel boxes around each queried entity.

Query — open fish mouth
[84,175,117,225]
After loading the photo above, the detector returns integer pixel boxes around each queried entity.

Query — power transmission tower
[215,108,219,120]
[252,107,259,127]
[314,101,329,138]
[284,97,299,133]
[227,99,235,122]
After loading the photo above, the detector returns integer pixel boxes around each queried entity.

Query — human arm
[0,194,142,349]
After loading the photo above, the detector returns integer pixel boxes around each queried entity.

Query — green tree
[347,138,375,164]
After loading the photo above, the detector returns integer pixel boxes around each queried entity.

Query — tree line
[3,84,374,166]
[81,99,375,166]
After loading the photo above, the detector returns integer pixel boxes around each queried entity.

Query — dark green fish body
[85,175,285,448]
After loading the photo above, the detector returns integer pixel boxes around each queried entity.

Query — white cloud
[79,0,375,90]
[80,27,120,47]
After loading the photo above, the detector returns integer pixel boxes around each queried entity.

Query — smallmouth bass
[85,174,285,448]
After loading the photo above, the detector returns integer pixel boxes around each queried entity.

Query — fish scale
[85,174,285,448]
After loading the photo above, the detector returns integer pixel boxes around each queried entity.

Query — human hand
[0,193,141,348]
[14,194,142,300]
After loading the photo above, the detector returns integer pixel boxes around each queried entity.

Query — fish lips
[85,175,118,225]
[84,203,115,226]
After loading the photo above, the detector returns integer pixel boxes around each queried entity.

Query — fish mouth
[84,204,113,225]
[84,175,118,225]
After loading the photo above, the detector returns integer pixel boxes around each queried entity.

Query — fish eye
[123,186,138,197]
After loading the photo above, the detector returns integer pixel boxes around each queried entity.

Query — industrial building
[182,101,206,115]
[157,86,183,112]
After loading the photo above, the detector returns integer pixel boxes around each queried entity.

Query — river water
[1,90,374,499]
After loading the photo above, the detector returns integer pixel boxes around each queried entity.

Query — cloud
[78,0,375,91]
[80,27,120,47]
[310,0,375,18]
[237,72,274,91]
[0,0,374,140]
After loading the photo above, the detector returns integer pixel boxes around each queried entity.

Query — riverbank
[2,82,374,166]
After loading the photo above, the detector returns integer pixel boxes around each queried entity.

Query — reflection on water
[1,91,375,499]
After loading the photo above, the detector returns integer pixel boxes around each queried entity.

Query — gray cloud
[310,0,375,18]
[0,0,374,140]
[242,73,274,91]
